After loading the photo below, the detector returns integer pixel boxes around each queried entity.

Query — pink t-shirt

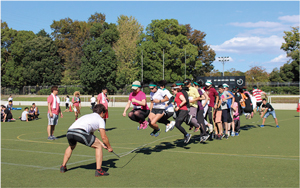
[233,102,239,120]
[97,93,108,109]
[129,91,149,110]
[47,94,60,115]
[72,97,81,107]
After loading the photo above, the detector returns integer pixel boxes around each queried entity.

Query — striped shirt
[252,89,263,102]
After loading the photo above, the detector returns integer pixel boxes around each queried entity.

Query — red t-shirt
[204,87,219,107]
[97,93,108,109]
[47,94,60,115]
[175,92,188,111]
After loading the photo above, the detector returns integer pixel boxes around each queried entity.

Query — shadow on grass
[56,134,66,139]
[240,124,257,131]
[67,158,119,172]
[105,127,117,131]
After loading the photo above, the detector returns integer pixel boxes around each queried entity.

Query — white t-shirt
[90,97,96,103]
[8,97,13,101]
[65,97,70,104]
[68,113,105,134]
[162,89,174,112]
[201,89,208,106]
[150,89,166,109]
[21,111,28,121]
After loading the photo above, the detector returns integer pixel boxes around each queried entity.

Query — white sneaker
[208,124,213,133]
[231,131,235,137]
[165,125,171,132]
[169,121,175,131]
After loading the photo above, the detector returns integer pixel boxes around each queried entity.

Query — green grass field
[2,107,299,187]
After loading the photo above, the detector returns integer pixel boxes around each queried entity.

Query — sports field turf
[2,106,299,187]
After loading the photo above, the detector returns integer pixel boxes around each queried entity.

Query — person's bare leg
[47,125,51,137]
[91,138,104,169]
[51,125,55,136]
[62,145,76,166]
[275,118,278,125]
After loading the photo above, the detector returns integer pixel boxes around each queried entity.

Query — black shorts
[151,109,165,115]
[256,101,262,108]
[66,129,96,147]
[221,109,228,123]
[227,109,232,123]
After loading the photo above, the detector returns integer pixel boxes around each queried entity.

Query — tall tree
[36,29,50,38]
[280,26,299,82]
[80,22,119,94]
[113,15,144,88]
[137,19,200,83]
[22,37,62,86]
[269,68,283,82]
[245,66,269,83]
[185,24,216,76]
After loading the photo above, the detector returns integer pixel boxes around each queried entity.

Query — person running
[60,104,113,177]
[252,85,267,113]
[194,81,210,142]
[204,81,219,139]
[72,91,81,120]
[97,87,109,123]
[123,81,150,129]
[147,82,169,137]
[171,84,192,144]
[260,99,279,128]
[47,86,63,140]
[90,94,96,110]
[157,80,175,132]
[65,95,70,110]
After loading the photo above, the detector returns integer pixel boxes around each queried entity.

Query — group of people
[19,103,40,122]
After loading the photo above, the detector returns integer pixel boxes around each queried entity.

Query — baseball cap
[131,81,141,90]
[205,81,212,86]
[223,83,229,88]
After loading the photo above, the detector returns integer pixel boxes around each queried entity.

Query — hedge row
[260,86,299,95]
[37,87,85,95]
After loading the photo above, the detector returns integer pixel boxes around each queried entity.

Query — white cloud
[230,21,283,28]
[278,15,300,23]
[211,35,284,54]
[269,54,290,63]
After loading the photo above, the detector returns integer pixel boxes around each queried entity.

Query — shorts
[66,129,96,147]
[151,108,165,115]
[226,109,232,123]
[264,110,276,119]
[221,109,228,123]
[256,101,262,108]
[103,111,109,119]
[214,110,222,123]
[47,113,58,125]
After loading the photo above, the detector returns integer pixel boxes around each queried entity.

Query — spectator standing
[90,94,96,110]
[72,91,81,120]
[47,86,63,140]
[97,87,109,123]
[65,95,70,110]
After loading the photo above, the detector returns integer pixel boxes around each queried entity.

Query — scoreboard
[196,76,246,89]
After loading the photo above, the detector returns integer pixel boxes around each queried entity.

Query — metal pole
[141,50,143,83]
[223,60,224,77]
[163,49,164,80]
[185,48,186,79]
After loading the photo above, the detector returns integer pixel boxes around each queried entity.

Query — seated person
[32,103,39,119]
[19,107,31,122]
[28,107,35,120]
[5,100,13,111]
[2,105,13,122]
[1,105,5,121]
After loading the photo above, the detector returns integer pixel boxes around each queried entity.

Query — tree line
[1,12,298,94]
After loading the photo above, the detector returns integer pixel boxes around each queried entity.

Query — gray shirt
[220,91,230,110]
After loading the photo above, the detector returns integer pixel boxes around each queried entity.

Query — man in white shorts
[47,86,63,140]
[60,104,113,177]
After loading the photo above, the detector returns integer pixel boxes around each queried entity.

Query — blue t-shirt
[227,91,233,108]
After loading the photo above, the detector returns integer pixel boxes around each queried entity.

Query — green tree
[22,37,62,86]
[224,68,245,76]
[269,68,283,82]
[36,29,50,38]
[137,19,200,83]
[113,15,144,88]
[280,26,299,82]
[80,22,119,94]
[185,24,216,76]
[245,66,269,83]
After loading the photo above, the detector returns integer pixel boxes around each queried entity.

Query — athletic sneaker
[260,125,264,128]
[276,125,279,128]
[60,165,67,173]
[154,129,161,137]
[51,136,57,140]
[169,121,175,131]
[199,136,204,143]
[47,136,54,140]
[203,135,210,142]
[95,169,109,177]
[150,129,158,136]
[231,131,235,137]
[137,123,143,130]
[184,134,192,143]
[224,134,229,139]
[142,121,149,129]
[221,134,225,139]
[235,132,239,136]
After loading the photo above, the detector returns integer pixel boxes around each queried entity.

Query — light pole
[218,56,230,76]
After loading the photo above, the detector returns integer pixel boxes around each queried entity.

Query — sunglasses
[149,87,155,90]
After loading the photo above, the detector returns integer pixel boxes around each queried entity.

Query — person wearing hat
[97,87,109,122]
[222,83,234,138]
[72,91,81,121]
[123,81,150,129]
[204,81,219,138]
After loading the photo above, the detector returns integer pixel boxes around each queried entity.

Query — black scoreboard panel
[196,76,246,89]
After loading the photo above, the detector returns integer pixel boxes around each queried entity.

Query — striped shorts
[66,129,96,147]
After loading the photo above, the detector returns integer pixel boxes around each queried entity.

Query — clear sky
[1,1,299,74]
